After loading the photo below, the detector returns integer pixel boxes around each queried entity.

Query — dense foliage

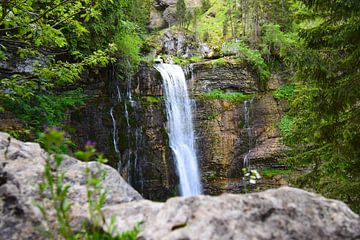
[0,0,148,132]
[283,0,360,212]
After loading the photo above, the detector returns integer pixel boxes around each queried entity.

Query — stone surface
[107,187,360,240]
[148,0,200,30]
[190,60,261,94]
[0,132,142,240]
[1,133,359,240]
[69,65,177,201]
[68,60,287,198]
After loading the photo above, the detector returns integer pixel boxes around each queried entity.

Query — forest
[0,0,359,239]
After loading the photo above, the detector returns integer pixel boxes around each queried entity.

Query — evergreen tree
[286,0,360,213]
[176,0,187,28]
[201,0,211,13]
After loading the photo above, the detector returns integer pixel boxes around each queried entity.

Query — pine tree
[176,0,187,28]
[287,0,360,213]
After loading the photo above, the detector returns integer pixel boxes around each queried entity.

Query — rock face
[190,60,261,93]
[187,60,286,194]
[148,0,200,30]
[1,133,359,240]
[0,132,142,240]
[70,65,177,201]
[70,59,286,198]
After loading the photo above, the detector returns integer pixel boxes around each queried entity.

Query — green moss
[261,169,292,178]
[198,89,253,103]
[145,96,161,104]
[205,173,217,182]
[211,58,226,66]
[142,96,161,109]
[172,55,203,65]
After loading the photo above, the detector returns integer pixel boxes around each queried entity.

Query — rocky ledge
[1,132,359,240]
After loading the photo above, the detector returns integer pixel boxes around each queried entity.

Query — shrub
[273,84,295,99]
[278,115,294,143]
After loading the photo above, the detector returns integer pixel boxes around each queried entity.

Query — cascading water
[243,97,255,169]
[155,64,202,196]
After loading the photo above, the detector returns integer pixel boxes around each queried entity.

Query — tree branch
[52,9,83,28]
[0,0,76,33]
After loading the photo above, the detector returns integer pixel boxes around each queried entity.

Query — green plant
[261,169,292,178]
[36,129,74,239]
[241,168,261,193]
[211,58,226,66]
[237,41,270,81]
[273,84,295,99]
[36,129,138,239]
[199,89,253,103]
[278,115,294,143]
[3,89,88,133]
[221,40,270,81]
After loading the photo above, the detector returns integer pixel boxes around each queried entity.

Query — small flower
[85,140,96,147]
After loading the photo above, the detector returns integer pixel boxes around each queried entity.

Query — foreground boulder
[0,132,359,240]
[0,132,142,239]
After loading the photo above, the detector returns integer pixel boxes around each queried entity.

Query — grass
[198,89,253,103]
[278,115,294,141]
[193,0,228,47]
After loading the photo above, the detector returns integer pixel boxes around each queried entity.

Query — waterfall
[243,97,255,169]
[155,64,202,196]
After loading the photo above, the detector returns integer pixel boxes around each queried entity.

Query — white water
[155,64,202,196]
[110,107,120,154]
[243,97,255,169]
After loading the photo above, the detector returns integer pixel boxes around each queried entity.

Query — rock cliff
[69,59,286,198]
[1,133,359,240]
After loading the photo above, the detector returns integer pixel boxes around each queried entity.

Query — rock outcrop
[0,132,142,240]
[148,0,200,30]
[70,59,286,198]
[1,133,359,240]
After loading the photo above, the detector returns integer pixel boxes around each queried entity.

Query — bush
[273,84,295,99]
[278,115,294,143]
[3,89,88,132]
[222,40,270,81]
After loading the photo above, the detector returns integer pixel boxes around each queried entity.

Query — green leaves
[199,89,253,103]
[283,0,360,213]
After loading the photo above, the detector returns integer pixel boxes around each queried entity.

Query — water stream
[155,64,202,196]
[243,97,255,169]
